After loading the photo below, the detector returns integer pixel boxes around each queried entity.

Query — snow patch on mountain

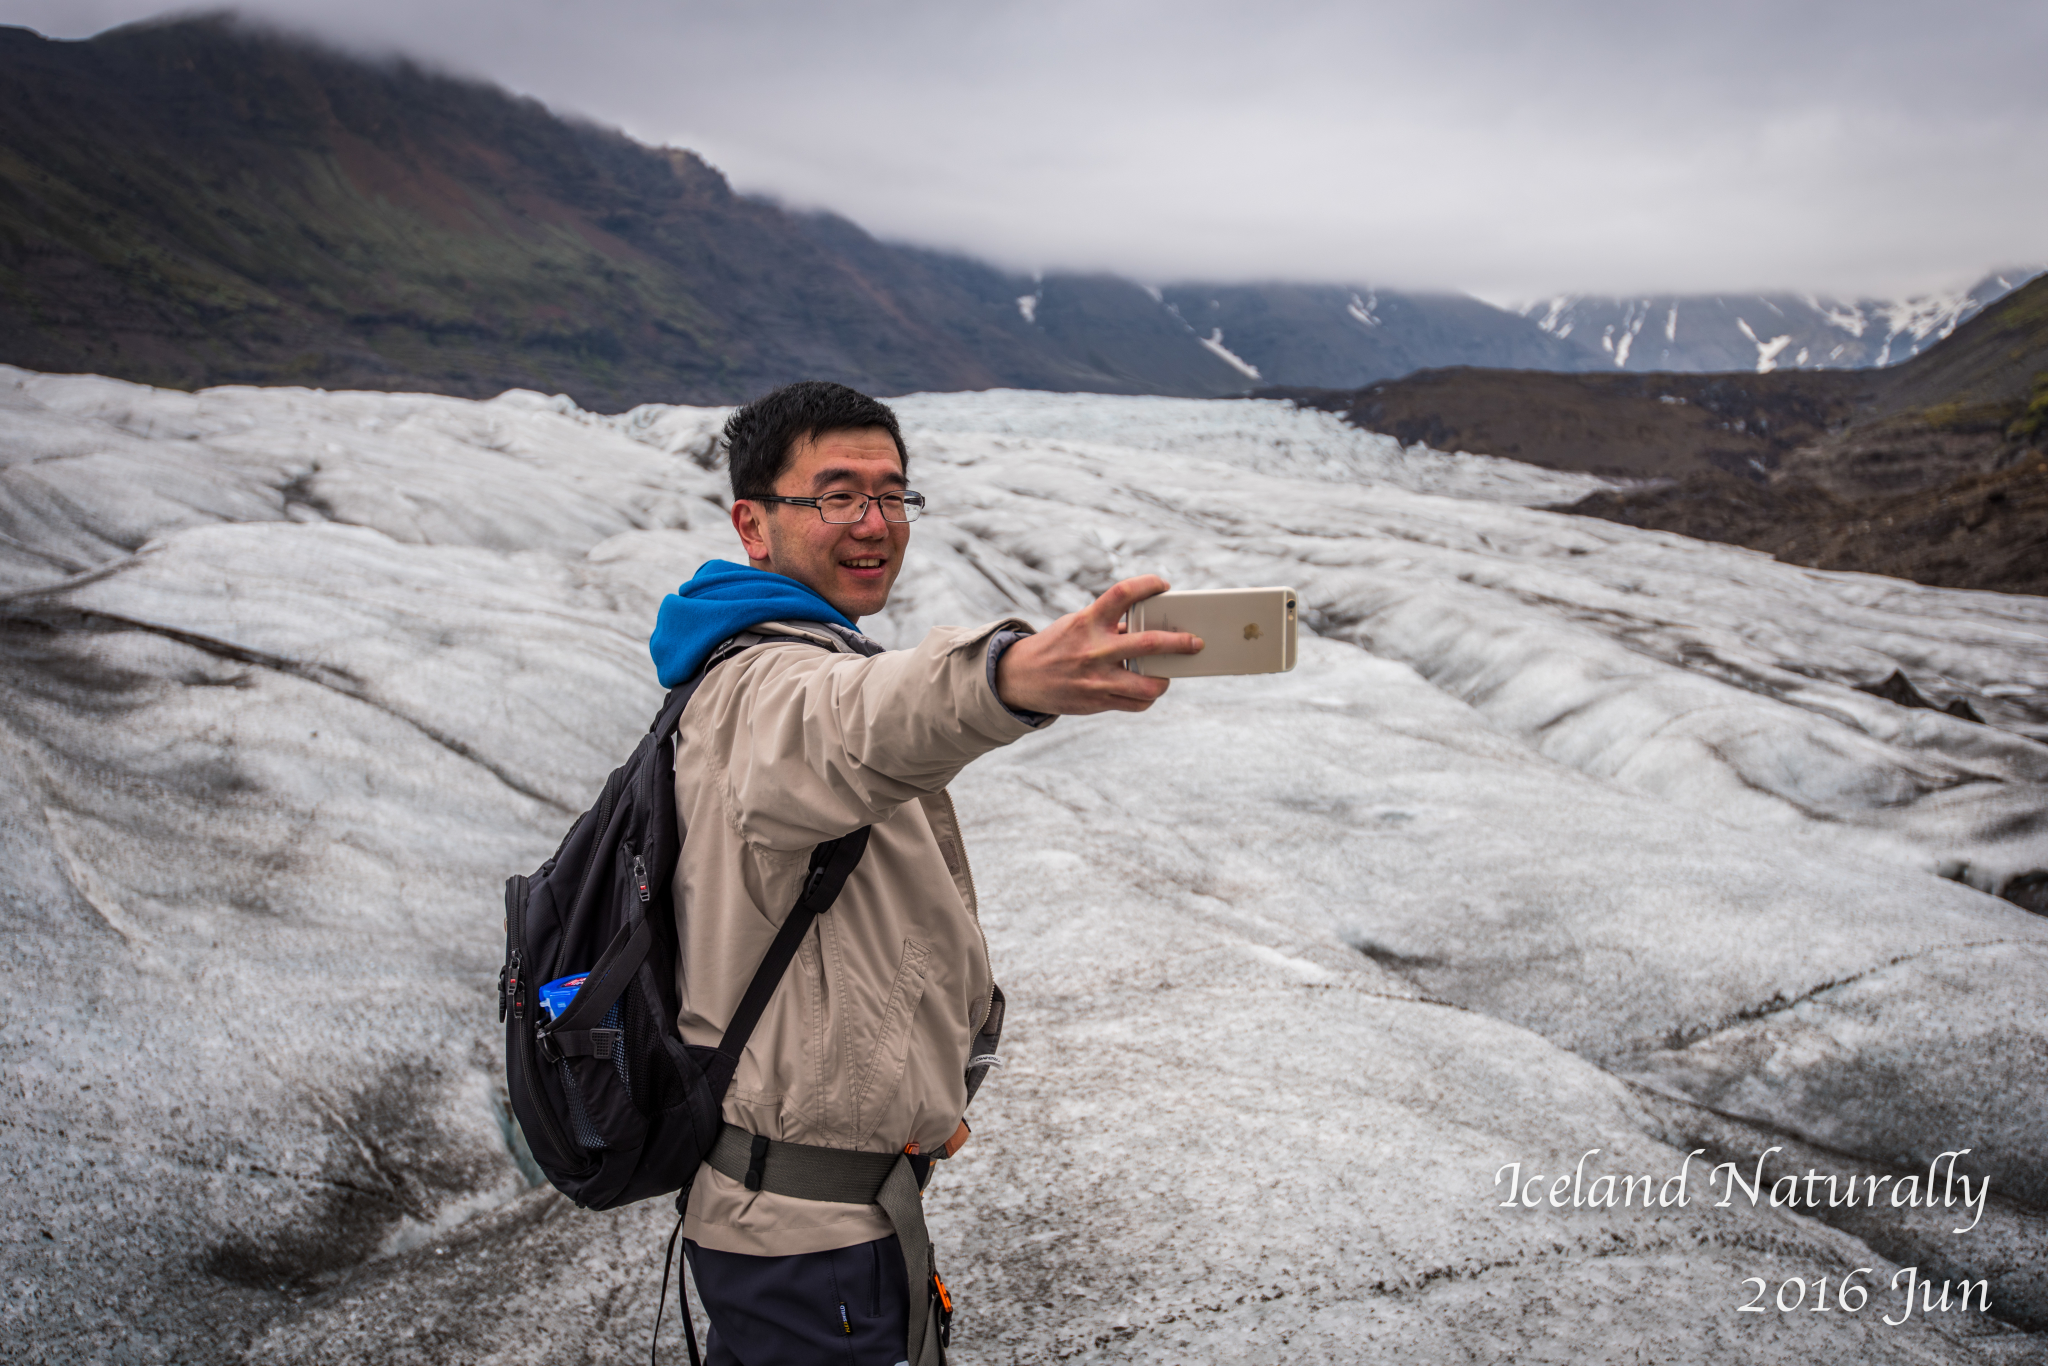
[1876,288,1980,349]
[1802,294,1869,338]
[1735,317,1794,373]
[1197,328,1262,381]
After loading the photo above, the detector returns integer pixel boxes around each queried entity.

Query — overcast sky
[6,0,2044,299]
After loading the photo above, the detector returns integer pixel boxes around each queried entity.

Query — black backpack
[498,650,870,1210]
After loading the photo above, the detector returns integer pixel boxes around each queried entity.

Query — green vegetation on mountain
[2011,375,2048,443]
[0,14,1255,405]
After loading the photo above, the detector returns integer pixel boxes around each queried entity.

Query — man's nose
[849,498,890,534]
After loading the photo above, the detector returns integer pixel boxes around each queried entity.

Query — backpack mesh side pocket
[558,998,627,1148]
[621,977,684,1118]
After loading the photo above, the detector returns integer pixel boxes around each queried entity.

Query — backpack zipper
[507,883,579,1165]
[553,768,627,978]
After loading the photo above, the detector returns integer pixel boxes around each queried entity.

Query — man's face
[731,427,909,622]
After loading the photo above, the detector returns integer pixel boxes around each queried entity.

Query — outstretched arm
[708,622,1047,849]
[995,575,1204,716]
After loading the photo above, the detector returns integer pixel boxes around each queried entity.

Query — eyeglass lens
[817,492,924,523]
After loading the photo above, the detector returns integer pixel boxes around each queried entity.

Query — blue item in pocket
[538,972,589,1022]
[535,971,628,1150]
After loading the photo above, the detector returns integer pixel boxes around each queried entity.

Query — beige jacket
[672,618,1047,1256]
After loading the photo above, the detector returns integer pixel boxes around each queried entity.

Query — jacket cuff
[986,628,1056,728]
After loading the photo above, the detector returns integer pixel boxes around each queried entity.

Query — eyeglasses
[748,491,927,523]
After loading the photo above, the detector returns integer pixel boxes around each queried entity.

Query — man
[646,380,1200,1365]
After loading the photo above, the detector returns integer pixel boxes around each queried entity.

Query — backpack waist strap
[704,1124,915,1201]
[704,1124,947,1364]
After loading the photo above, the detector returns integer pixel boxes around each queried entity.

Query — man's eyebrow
[808,465,908,491]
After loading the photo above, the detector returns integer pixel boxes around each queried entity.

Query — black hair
[724,381,908,499]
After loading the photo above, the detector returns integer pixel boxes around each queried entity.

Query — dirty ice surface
[2,370,2045,1364]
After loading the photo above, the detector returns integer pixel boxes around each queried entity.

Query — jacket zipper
[942,790,997,1035]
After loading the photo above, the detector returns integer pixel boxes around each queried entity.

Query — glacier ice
[2,368,2045,1363]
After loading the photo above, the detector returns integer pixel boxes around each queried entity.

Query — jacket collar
[750,620,886,657]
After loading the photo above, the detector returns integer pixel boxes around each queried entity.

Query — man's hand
[996,576,1203,715]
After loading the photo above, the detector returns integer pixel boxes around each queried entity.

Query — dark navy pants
[685,1235,909,1366]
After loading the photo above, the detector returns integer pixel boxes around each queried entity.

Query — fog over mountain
[3,1,2044,298]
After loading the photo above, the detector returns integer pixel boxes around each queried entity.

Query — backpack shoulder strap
[711,826,872,1077]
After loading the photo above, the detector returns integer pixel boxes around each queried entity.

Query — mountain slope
[0,15,1262,405]
[22,14,2006,412]
[1753,277,2048,505]
[1155,283,1601,389]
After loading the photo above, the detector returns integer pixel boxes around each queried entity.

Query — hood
[649,560,859,687]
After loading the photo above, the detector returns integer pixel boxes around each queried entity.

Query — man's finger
[1096,673,1170,709]
[1114,675,1170,710]
[1108,629,1204,660]
[1088,575,1170,625]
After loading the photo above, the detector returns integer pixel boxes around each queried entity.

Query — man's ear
[731,499,774,566]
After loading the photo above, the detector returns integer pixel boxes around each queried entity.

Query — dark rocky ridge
[1560,460,2048,598]
[1274,368,1866,482]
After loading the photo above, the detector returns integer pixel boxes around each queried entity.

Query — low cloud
[7,0,2044,296]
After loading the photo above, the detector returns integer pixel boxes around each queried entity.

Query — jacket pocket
[850,937,931,1143]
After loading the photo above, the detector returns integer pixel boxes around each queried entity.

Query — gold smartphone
[1124,586,1298,677]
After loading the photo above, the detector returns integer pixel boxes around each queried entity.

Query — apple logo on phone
[1243,623,1262,640]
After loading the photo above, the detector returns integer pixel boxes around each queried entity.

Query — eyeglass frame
[744,490,927,523]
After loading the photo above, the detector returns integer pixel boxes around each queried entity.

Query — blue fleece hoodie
[649,560,859,687]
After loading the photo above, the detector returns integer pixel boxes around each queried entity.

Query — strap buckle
[933,1270,954,1349]
[744,1132,771,1191]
